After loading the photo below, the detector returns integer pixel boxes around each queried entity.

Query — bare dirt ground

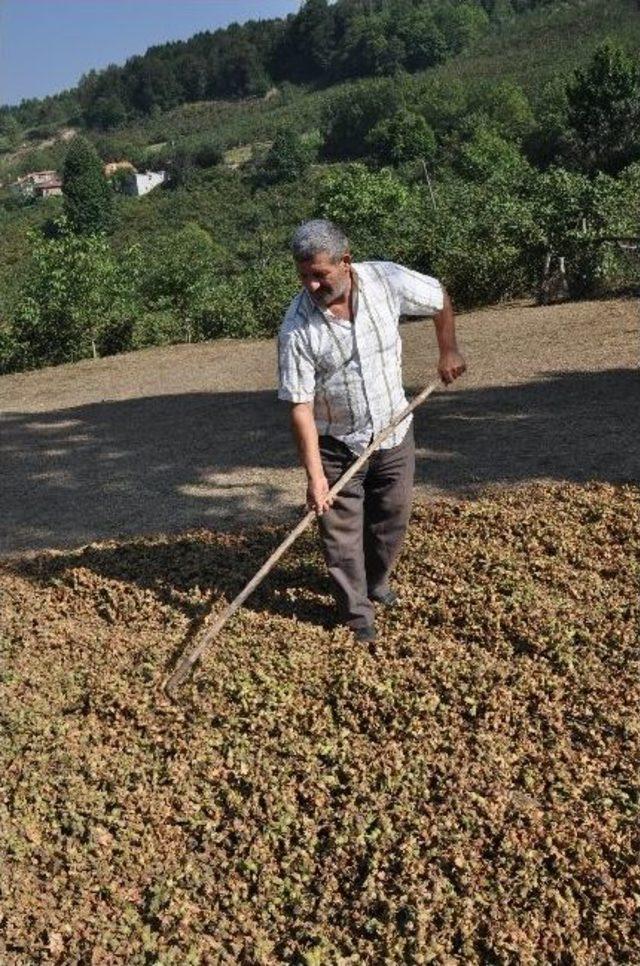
[1,297,637,557]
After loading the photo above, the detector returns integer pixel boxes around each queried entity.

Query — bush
[198,259,298,339]
[192,138,224,169]
[528,167,632,297]
[129,309,184,349]
[11,219,140,369]
[255,130,315,186]
[418,176,543,307]
[366,111,436,167]
[322,78,404,162]
[316,163,414,262]
[453,126,532,187]
[0,324,17,374]
[469,81,535,142]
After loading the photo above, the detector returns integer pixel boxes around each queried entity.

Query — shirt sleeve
[277,329,316,403]
[384,262,444,317]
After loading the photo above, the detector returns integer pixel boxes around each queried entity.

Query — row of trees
[4,152,636,376]
[2,0,555,135]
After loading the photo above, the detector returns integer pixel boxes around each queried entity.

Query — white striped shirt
[277,261,443,454]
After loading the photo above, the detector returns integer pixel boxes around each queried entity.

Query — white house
[123,170,167,197]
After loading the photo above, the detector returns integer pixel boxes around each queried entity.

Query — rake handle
[163,380,442,696]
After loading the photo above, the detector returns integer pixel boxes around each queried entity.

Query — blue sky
[1,0,302,107]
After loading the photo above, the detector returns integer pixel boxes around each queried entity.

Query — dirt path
[1,297,637,557]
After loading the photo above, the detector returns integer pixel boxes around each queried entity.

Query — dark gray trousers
[317,425,415,631]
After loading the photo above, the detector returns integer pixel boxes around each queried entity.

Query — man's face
[296,251,351,308]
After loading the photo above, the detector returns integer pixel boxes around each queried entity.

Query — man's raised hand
[438,349,467,385]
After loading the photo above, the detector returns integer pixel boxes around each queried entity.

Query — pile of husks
[1,482,638,964]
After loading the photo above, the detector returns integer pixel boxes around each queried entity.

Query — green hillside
[2,0,640,373]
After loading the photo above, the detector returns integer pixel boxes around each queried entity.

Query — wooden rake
[163,379,443,697]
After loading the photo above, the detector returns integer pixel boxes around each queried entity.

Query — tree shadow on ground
[410,366,638,493]
[2,367,637,561]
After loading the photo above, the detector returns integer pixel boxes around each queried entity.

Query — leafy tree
[273,0,336,83]
[140,223,221,342]
[322,78,404,161]
[487,0,514,25]
[366,110,436,166]
[524,77,569,169]
[84,94,127,131]
[179,54,209,102]
[418,76,469,134]
[316,163,413,260]
[257,130,315,186]
[454,126,532,187]
[398,9,447,71]
[400,8,447,70]
[470,81,535,142]
[436,1,490,55]
[217,39,270,98]
[62,136,114,235]
[333,13,406,80]
[0,112,20,149]
[12,218,140,368]
[564,40,640,175]
[128,57,181,115]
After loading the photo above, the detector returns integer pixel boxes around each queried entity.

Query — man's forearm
[290,402,324,481]
[433,288,466,384]
[434,290,459,353]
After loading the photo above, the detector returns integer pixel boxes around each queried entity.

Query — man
[278,219,466,642]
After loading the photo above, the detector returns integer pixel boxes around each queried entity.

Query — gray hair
[291,219,349,263]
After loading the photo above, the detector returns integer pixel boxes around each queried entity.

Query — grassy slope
[432,0,640,98]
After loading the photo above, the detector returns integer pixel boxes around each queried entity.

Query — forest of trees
[1,0,556,133]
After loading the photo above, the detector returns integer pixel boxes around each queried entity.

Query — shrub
[129,309,184,349]
[192,138,224,169]
[255,130,315,187]
[469,81,535,142]
[198,259,298,339]
[321,79,404,162]
[316,163,414,262]
[418,176,543,307]
[366,111,437,167]
[11,219,140,369]
[0,324,17,375]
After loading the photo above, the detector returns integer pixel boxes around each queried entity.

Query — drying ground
[1,298,638,962]
[1,483,638,963]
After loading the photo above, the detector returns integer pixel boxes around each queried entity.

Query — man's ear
[342,252,352,267]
